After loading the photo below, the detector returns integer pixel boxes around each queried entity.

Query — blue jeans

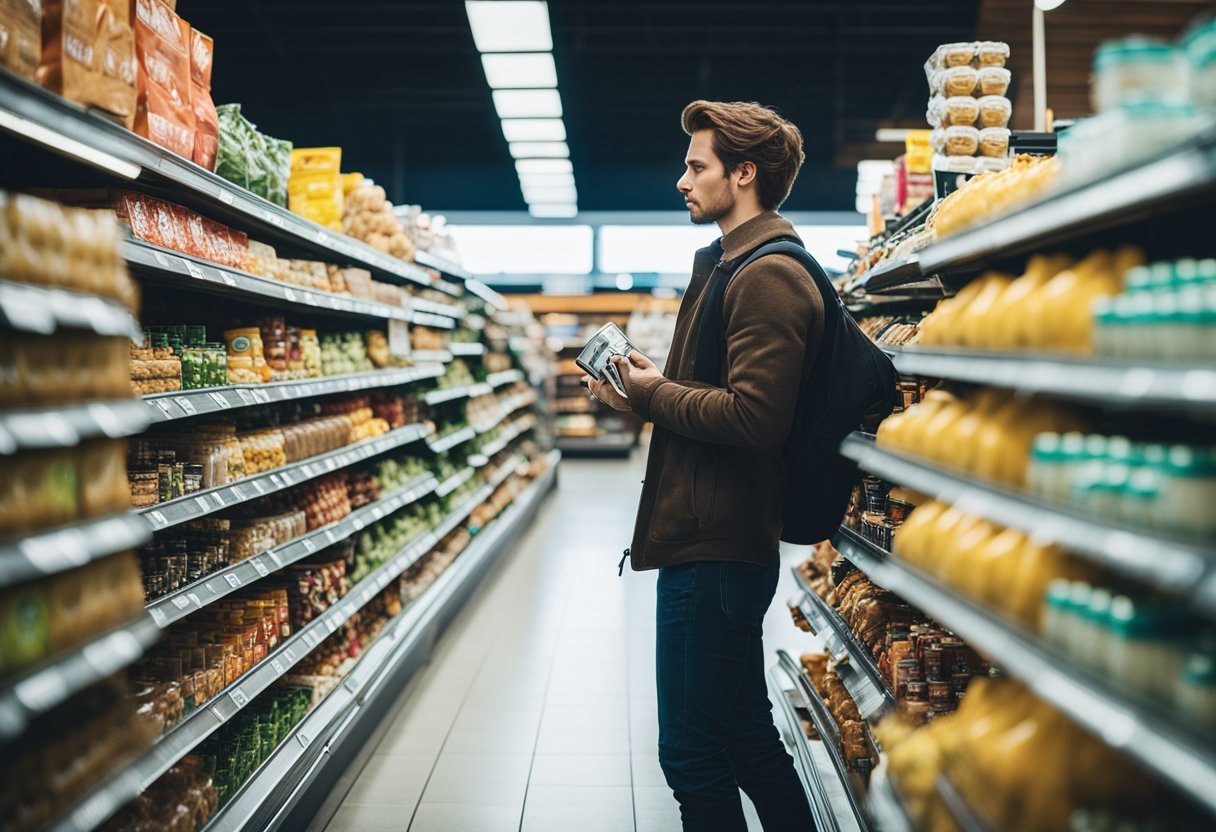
[656,560,815,831]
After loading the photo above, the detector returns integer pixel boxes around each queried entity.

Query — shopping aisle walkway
[321,452,806,831]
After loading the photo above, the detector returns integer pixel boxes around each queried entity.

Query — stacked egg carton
[925,42,1013,173]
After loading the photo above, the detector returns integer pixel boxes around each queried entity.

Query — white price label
[315,229,327,244]
[220,272,237,287]
[153,251,171,268]
[184,260,205,280]
[194,496,211,513]
[217,189,235,205]
[284,647,296,662]
[230,688,249,708]
[175,396,198,416]
[283,288,298,302]
[271,658,285,675]
[302,538,317,553]
[325,529,338,544]
[251,480,266,495]
[252,557,270,577]
[171,595,191,610]
[211,492,227,509]
[270,474,284,488]
[209,392,232,409]
[187,592,201,607]
[389,319,412,359]
[149,607,168,627]
[235,389,255,405]
[225,573,242,588]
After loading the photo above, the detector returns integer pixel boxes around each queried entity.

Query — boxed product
[132,0,194,157]
[189,27,217,170]
[289,146,343,231]
[0,0,41,80]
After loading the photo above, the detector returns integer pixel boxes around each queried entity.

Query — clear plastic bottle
[1042,579,1071,646]
[1080,588,1113,671]
[1027,432,1065,500]
[1064,582,1093,660]
[1160,445,1216,536]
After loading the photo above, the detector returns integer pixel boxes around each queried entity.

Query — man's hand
[582,374,631,412]
[613,351,664,401]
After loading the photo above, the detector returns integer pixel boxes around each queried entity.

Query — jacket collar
[719,211,800,263]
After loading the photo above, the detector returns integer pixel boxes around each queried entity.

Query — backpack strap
[692,236,838,386]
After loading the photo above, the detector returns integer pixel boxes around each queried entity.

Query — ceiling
[182,0,1209,213]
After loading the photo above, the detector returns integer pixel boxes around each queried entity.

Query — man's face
[677,130,734,225]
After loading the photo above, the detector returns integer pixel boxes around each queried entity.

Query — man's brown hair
[681,100,805,211]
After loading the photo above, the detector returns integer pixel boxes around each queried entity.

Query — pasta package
[189,27,217,170]
[0,0,42,80]
[132,0,194,158]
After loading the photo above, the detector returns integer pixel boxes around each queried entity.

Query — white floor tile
[410,802,522,832]
[528,753,632,786]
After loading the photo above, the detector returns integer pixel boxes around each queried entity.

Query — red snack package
[37,0,99,108]
[188,27,217,170]
[114,190,160,246]
[132,0,193,158]
[182,208,209,259]
[203,217,233,266]
[94,0,137,128]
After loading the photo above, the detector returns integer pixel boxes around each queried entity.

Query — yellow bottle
[958,272,1015,348]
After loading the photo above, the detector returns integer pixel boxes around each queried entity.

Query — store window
[449,225,593,275]
[794,225,869,273]
[597,226,721,274]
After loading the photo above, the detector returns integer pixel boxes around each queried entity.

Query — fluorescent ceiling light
[529,203,578,218]
[1034,0,1067,9]
[518,171,576,188]
[509,141,569,159]
[466,1,552,52]
[523,185,578,203]
[493,88,562,119]
[857,159,895,179]
[875,128,910,142]
[501,118,566,142]
[515,158,572,175]
[482,53,557,89]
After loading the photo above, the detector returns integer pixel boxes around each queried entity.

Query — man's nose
[676,176,690,193]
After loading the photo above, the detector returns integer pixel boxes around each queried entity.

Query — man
[585,100,821,830]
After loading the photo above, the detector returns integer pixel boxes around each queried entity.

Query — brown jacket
[624,211,825,571]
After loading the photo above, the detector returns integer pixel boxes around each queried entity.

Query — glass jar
[1177,653,1216,731]
[180,346,203,390]
[184,464,204,494]
[205,343,228,387]
[1027,432,1066,501]
[1093,37,1188,113]
[1160,445,1216,536]
[299,329,321,378]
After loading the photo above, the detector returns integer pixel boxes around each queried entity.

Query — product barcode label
[284,647,296,662]
[230,688,249,708]
[175,396,197,416]
[171,595,191,610]
[187,592,201,607]
[302,538,316,553]
[209,392,232,409]
[211,492,226,509]
[270,659,284,675]
[217,189,235,205]
[194,496,211,513]
[235,389,254,405]
[225,573,241,588]
[220,272,237,287]
[183,261,204,281]
[283,288,297,302]
[251,557,270,577]
[153,251,171,268]
[149,607,168,627]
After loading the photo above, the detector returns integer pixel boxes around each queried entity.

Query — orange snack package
[37,0,136,128]
[189,27,217,170]
[131,0,194,157]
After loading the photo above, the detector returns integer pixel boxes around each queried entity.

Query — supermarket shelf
[0,513,151,589]
[0,399,151,454]
[840,433,1216,612]
[423,382,492,407]
[138,423,431,532]
[486,368,525,388]
[777,650,871,832]
[0,71,438,290]
[414,250,471,282]
[435,467,475,498]
[449,342,486,357]
[410,350,453,365]
[0,279,142,340]
[51,484,480,832]
[464,278,508,311]
[831,525,1216,817]
[0,615,160,745]
[239,454,559,832]
[411,298,465,320]
[555,431,635,457]
[122,240,458,329]
[792,567,895,720]
[851,257,926,295]
[917,133,1216,278]
[144,365,445,423]
[936,774,991,832]
[145,473,440,629]
[426,426,476,455]
[768,657,839,832]
[470,416,539,467]
[867,770,916,832]
[888,346,1216,412]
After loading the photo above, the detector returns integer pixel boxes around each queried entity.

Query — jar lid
[1031,432,1063,462]
[1082,434,1108,461]
[1126,468,1161,500]
[1059,432,1087,459]
[1095,37,1182,70]
[1165,445,1216,477]
[1084,588,1113,623]
[1067,582,1092,616]
[1123,266,1152,293]
[1182,653,1216,686]
[1045,578,1072,610]
[1105,436,1133,463]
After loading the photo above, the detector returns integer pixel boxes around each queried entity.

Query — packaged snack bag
[132,0,194,157]
[189,27,217,170]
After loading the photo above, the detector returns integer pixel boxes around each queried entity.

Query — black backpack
[692,237,896,544]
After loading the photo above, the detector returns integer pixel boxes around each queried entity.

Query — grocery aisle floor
[322,449,807,832]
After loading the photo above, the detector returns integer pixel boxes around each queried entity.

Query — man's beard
[689,191,733,225]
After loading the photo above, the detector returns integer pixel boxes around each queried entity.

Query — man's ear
[734,161,757,188]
